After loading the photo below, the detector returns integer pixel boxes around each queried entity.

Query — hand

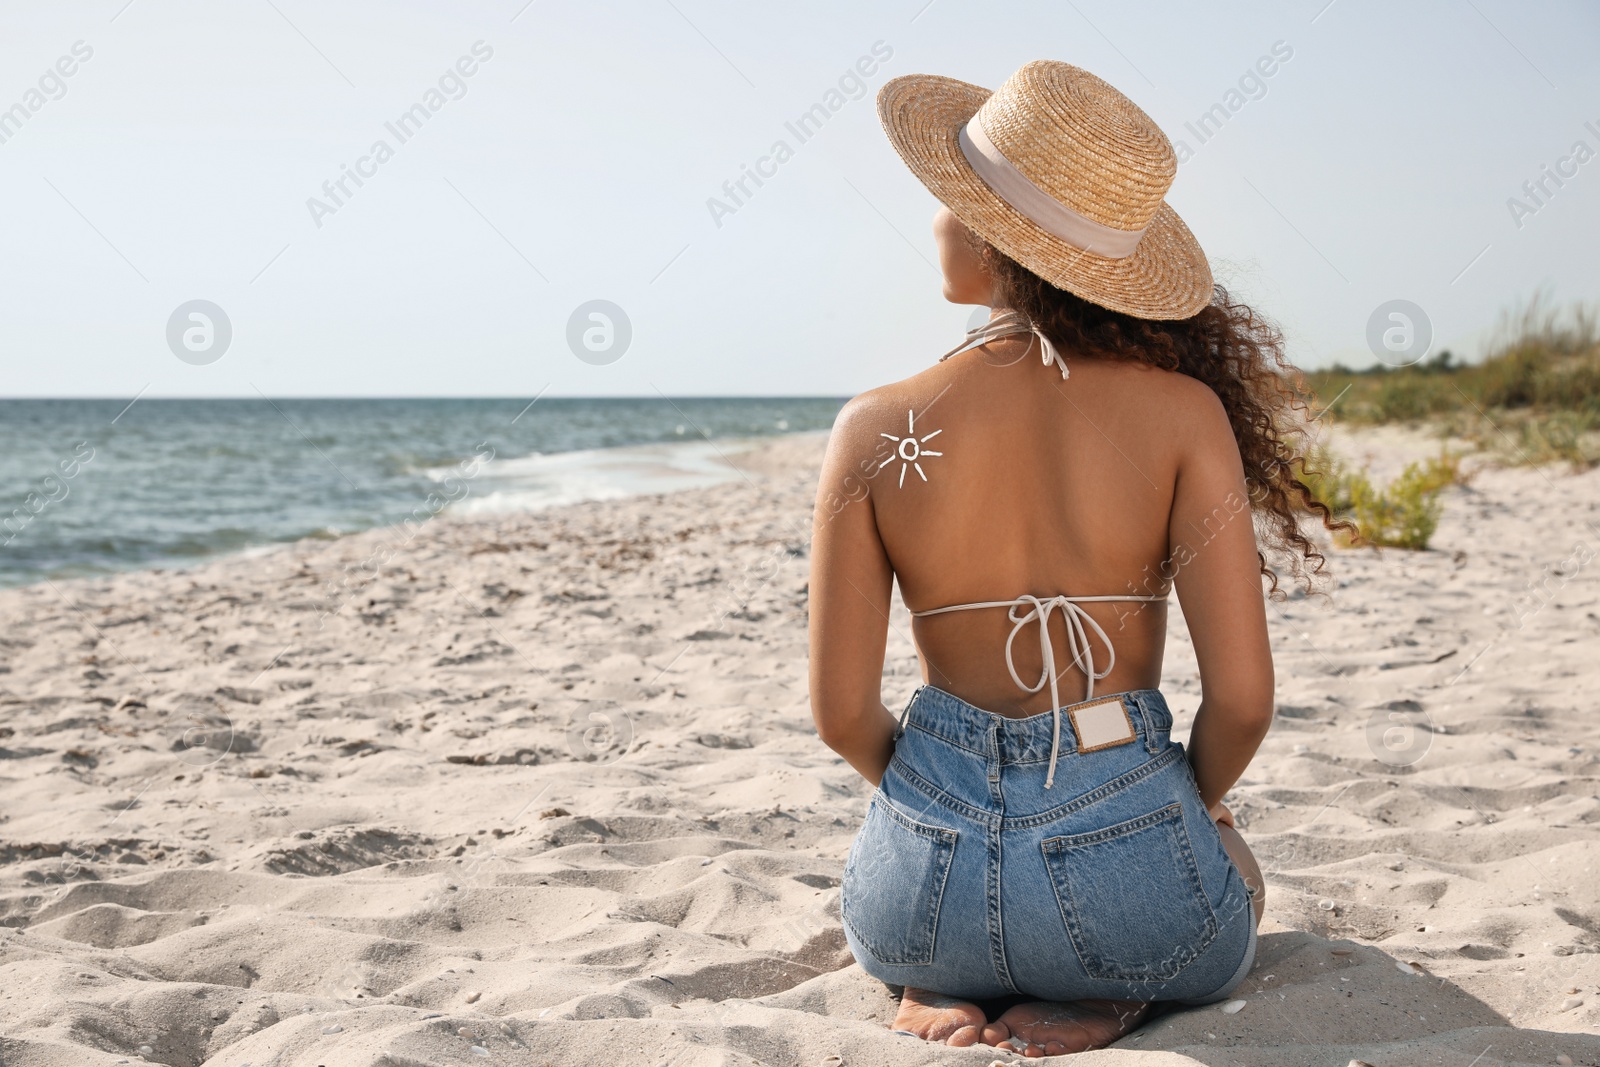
[1208,801,1235,829]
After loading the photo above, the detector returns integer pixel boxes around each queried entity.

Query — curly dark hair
[979,238,1353,596]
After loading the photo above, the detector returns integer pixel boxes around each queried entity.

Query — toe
[944,1024,982,1047]
[980,1021,1011,1047]
[891,987,988,1045]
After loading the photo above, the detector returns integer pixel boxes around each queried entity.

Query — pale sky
[1,0,1596,397]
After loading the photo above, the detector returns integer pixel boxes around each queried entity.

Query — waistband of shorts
[897,684,1174,765]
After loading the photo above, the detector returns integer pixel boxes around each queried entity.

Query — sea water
[0,397,845,587]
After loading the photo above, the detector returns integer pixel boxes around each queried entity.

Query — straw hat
[877,61,1212,320]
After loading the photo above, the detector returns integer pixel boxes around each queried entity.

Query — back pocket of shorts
[1041,803,1217,982]
[841,797,957,966]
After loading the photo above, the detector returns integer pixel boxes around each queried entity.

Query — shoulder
[1141,366,1243,479]
[1087,360,1238,480]
[827,365,948,453]
[1111,360,1232,438]
[1103,358,1221,407]
[820,386,899,493]
[819,364,956,501]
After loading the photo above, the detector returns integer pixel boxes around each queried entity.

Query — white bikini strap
[911,593,1165,789]
[940,309,1069,380]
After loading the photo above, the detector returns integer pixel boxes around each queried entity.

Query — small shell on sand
[470,1047,489,1057]
[1397,961,1423,975]
[1220,999,1246,1014]
[820,1057,844,1067]
[321,1025,343,1034]
[1318,899,1336,911]
[1349,1060,1376,1067]
[1556,1055,1573,1066]
[1560,996,1582,1010]
[465,990,482,1003]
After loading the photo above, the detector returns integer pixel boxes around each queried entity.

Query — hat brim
[877,73,1213,321]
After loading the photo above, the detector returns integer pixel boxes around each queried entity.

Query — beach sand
[1,425,1598,1066]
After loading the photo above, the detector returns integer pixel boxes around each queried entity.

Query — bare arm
[808,399,900,785]
[1167,391,1275,810]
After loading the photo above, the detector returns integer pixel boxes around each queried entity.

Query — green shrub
[1300,447,1462,551]
[1346,460,1446,550]
[1413,451,1465,493]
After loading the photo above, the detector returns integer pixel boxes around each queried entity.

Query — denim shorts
[841,685,1256,1005]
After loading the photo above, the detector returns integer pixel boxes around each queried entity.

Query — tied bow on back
[1001,595,1117,788]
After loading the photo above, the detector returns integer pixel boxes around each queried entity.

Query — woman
[808,62,1342,1056]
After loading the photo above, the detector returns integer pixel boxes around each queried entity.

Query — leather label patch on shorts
[1069,695,1137,753]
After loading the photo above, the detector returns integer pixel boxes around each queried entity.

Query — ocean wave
[446,439,750,516]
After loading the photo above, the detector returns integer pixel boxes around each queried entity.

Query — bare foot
[890,987,988,1046]
[981,998,1150,1057]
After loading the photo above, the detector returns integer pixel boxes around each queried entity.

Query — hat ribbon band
[958,114,1147,260]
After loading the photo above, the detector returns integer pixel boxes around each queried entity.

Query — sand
[1,425,1598,1067]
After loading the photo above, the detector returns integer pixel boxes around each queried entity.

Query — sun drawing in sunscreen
[879,409,944,487]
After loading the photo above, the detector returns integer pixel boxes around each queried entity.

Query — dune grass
[1298,445,1462,550]
[1306,297,1600,469]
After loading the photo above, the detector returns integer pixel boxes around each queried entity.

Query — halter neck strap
[940,309,1069,380]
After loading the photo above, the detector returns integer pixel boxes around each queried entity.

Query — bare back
[811,332,1266,723]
